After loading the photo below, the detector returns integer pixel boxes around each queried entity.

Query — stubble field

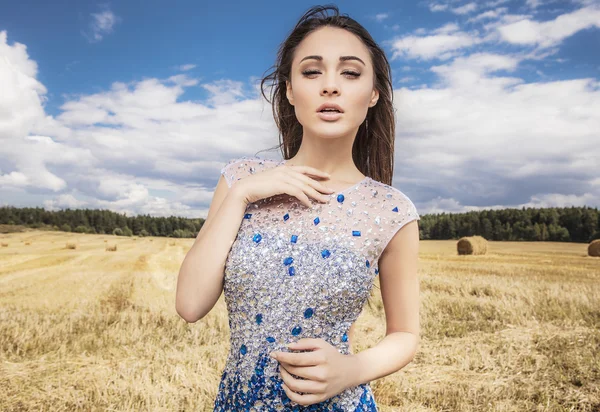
[0,230,598,411]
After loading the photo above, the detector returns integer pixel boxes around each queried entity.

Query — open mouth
[317,110,343,121]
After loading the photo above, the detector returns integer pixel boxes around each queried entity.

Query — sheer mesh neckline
[275,159,371,194]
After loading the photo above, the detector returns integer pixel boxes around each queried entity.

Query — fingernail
[270,352,277,359]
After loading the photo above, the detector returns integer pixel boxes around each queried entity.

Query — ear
[286,80,294,106]
[369,88,379,108]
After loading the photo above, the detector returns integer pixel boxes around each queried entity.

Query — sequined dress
[213,156,420,411]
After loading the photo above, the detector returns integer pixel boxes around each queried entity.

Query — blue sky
[0,0,599,218]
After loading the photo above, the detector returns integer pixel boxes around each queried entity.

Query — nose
[320,74,339,96]
[321,85,339,95]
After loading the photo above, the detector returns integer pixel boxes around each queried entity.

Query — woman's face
[286,26,379,139]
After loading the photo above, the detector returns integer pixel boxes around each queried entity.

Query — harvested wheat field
[0,231,598,411]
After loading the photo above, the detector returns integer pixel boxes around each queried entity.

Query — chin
[312,128,351,139]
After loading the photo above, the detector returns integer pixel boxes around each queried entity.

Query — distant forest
[1,205,599,243]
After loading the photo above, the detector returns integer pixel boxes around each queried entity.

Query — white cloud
[390,28,482,60]
[429,4,449,12]
[485,0,511,6]
[179,64,197,71]
[398,76,417,83]
[496,5,600,48]
[522,192,599,208]
[467,7,508,23]
[394,50,600,211]
[374,13,389,22]
[526,0,545,8]
[0,29,280,218]
[44,194,87,211]
[0,31,47,140]
[451,2,478,15]
[433,22,461,34]
[83,8,119,43]
[2,0,600,219]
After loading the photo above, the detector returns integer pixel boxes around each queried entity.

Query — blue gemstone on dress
[313,217,320,225]
[288,266,295,276]
[375,267,379,275]
[244,213,252,219]
[366,259,370,268]
[253,233,262,243]
[256,314,262,324]
[337,194,345,203]
[304,308,314,318]
[290,234,298,243]
[321,249,330,258]
[352,230,361,236]
[266,336,275,343]
[283,256,294,265]
[341,333,348,342]
[392,206,399,212]
[240,344,247,355]
[291,326,302,336]
[283,213,289,221]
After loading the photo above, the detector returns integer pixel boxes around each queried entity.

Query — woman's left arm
[347,219,421,387]
[271,220,420,405]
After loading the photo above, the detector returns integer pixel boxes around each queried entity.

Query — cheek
[346,89,374,117]
[290,88,315,123]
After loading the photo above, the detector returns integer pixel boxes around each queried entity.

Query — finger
[279,362,326,383]
[280,182,313,208]
[279,364,323,394]
[294,173,336,197]
[281,180,323,207]
[281,382,323,407]
[284,175,332,204]
[276,350,323,367]
[288,338,326,351]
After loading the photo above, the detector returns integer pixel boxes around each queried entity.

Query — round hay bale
[457,235,487,255]
[588,239,600,257]
[1,242,8,247]
[66,242,77,250]
[105,244,117,252]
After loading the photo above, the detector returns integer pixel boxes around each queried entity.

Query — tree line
[0,205,598,243]
[0,206,201,238]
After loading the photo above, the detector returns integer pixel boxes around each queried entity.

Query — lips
[316,102,344,113]
[317,111,343,121]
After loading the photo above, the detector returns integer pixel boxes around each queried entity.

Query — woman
[176,5,421,411]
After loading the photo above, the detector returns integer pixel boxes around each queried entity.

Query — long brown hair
[258,4,396,185]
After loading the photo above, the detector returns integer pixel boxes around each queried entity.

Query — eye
[301,69,361,78]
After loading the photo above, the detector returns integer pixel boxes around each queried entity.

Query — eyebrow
[299,55,366,66]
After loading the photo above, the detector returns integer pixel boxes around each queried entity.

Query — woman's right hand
[232,163,336,208]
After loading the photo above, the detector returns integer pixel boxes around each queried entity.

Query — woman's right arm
[175,175,248,323]
[175,163,334,323]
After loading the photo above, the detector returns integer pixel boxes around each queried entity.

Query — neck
[285,127,365,183]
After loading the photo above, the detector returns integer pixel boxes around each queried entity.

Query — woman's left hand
[270,337,357,406]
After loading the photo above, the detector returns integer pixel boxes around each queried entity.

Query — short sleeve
[219,156,278,188]
[375,189,420,264]
[220,157,240,188]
